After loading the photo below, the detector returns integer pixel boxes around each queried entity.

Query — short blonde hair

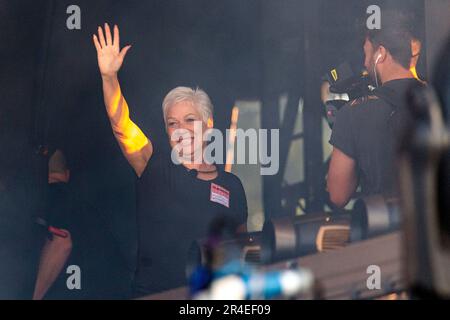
[162,86,214,125]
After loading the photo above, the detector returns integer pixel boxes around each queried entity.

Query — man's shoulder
[347,95,380,108]
[338,94,386,118]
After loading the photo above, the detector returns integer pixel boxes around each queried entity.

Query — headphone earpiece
[373,53,382,87]
[375,54,382,65]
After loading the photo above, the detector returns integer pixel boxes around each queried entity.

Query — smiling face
[166,100,208,159]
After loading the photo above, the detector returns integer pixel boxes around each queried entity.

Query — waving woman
[93,24,248,296]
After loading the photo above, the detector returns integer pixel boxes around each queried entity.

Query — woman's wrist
[101,73,118,83]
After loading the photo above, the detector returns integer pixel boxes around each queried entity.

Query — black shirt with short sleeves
[329,78,425,197]
[134,146,248,296]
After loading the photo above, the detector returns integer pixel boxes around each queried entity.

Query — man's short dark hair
[366,10,415,69]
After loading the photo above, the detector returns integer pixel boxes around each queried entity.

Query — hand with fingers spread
[92,23,152,177]
[93,23,131,78]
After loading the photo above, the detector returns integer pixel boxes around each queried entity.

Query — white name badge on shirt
[210,183,230,208]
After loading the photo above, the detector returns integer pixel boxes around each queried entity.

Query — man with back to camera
[327,11,426,208]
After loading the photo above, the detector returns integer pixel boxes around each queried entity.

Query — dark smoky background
[0,0,439,299]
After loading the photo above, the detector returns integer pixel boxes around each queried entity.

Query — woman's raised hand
[93,23,131,78]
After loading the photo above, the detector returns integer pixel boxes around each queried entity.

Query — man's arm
[33,233,72,300]
[93,24,152,177]
[327,147,358,208]
[33,150,73,300]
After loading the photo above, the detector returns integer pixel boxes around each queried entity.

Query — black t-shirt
[134,147,248,296]
[329,78,424,197]
[46,182,72,230]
